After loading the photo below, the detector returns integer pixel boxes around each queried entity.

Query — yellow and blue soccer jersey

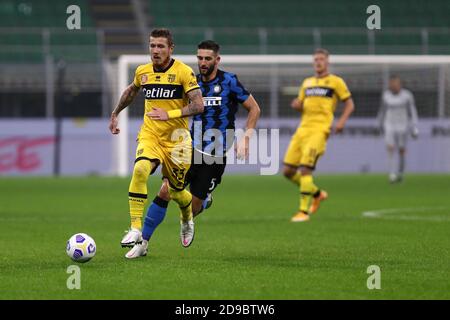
[191,70,250,156]
[133,59,200,143]
[297,74,351,133]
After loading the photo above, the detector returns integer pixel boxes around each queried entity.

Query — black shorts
[187,149,226,200]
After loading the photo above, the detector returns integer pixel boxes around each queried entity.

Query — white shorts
[385,129,408,149]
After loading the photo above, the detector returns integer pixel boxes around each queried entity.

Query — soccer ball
[66,233,96,263]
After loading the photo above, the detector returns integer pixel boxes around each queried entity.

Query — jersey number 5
[209,178,217,191]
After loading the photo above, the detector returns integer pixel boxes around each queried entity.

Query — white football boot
[120,227,142,247]
[203,193,213,210]
[125,240,148,259]
[180,220,195,248]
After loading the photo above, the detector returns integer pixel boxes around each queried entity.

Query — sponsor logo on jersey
[142,84,183,99]
[305,86,334,98]
[203,96,222,107]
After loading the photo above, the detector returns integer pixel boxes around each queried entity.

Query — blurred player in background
[283,48,355,222]
[377,75,419,183]
[124,40,261,259]
[108,29,204,257]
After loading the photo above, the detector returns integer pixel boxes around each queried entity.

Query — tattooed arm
[147,88,204,120]
[181,88,204,116]
[109,83,140,134]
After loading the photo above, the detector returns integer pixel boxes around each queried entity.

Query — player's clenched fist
[109,113,120,134]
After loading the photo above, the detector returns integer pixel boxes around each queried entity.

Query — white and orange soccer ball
[66,233,96,263]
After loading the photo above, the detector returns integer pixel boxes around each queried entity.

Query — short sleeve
[298,80,306,102]
[133,66,141,88]
[231,75,250,103]
[181,66,200,94]
[336,77,351,101]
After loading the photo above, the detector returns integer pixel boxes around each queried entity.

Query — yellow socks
[299,175,319,213]
[128,160,152,229]
[169,187,193,222]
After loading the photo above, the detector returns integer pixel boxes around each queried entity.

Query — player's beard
[153,55,171,70]
[200,64,215,78]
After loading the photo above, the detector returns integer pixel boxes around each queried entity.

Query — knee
[133,161,151,181]
[168,186,182,202]
[158,180,171,201]
[283,166,296,179]
[299,166,312,176]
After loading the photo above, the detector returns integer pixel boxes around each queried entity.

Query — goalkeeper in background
[377,75,419,183]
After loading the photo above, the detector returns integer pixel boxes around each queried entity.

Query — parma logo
[168,74,176,83]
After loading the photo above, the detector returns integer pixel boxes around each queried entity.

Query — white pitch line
[362,207,450,222]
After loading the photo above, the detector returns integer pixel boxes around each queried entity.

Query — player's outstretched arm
[241,95,261,133]
[109,83,140,134]
[236,95,261,159]
[333,97,355,134]
[147,88,204,121]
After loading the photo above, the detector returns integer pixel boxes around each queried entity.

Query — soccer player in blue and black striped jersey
[188,40,261,215]
[129,40,260,257]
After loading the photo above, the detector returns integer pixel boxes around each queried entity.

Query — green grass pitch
[0,174,449,299]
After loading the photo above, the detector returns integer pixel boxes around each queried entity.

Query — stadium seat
[145,0,449,54]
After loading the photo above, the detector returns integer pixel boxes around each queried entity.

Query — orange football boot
[291,211,310,222]
[309,190,328,214]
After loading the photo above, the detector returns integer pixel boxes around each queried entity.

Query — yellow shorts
[283,129,328,169]
[135,130,192,190]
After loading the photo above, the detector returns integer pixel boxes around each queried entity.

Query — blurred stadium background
[0,0,449,175]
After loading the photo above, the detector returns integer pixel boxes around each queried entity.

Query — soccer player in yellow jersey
[283,48,355,222]
[108,29,204,258]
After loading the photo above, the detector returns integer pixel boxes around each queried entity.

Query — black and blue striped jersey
[191,69,250,157]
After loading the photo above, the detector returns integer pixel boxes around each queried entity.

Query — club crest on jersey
[203,96,222,107]
[168,74,176,83]
[213,84,222,93]
[141,74,148,84]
